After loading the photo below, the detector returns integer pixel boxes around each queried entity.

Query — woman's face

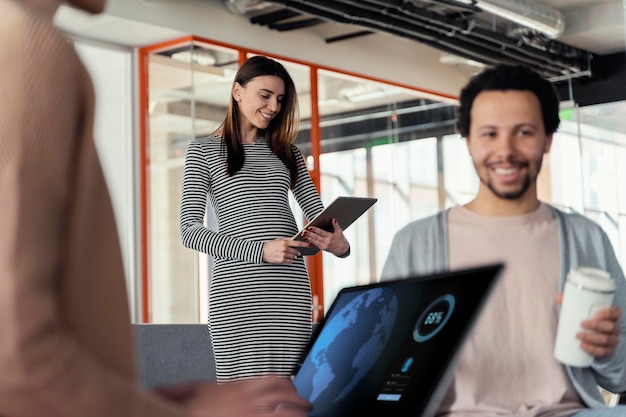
[232,75,285,132]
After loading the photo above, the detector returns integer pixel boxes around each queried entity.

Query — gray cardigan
[381,204,626,408]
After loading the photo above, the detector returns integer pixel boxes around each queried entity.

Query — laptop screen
[293,264,503,417]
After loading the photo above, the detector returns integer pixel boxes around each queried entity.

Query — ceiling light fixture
[343,88,405,103]
[446,0,566,39]
[224,0,272,14]
[171,49,216,67]
[439,53,486,68]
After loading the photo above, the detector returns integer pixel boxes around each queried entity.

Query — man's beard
[478,157,542,201]
[484,175,531,200]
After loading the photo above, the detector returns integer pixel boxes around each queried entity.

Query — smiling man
[382,65,626,416]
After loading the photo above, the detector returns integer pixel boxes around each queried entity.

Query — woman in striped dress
[180,56,351,382]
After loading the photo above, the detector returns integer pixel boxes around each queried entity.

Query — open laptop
[292,263,504,417]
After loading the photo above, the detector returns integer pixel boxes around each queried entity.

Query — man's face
[466,90,552,201]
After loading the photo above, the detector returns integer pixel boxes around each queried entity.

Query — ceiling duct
[452,0,566,39]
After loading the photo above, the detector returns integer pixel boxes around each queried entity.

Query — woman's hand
[262,238,310,264]
[301,218,350,258]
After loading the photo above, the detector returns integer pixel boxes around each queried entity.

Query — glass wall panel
[546,132,585,213]
[550,105,626,268]
[313,69,457,311]
[319,148,371,310]
[442,134,478,207]
[146,42,239,323]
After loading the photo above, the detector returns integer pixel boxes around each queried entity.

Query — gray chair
[133,323,216,388]
[133,322,321,389]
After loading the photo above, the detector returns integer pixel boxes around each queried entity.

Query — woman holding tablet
[180,55,350,382]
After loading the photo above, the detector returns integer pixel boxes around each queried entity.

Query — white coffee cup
[554,267,616,367]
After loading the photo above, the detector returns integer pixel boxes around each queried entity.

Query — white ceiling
[54,5,188,47]
[549,0,625,54]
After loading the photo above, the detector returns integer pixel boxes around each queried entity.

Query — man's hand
[153,376,312,417]
[555,294,622,360]
[578,306,622,359]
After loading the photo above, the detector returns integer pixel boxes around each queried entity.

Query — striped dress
[180,135,323,381]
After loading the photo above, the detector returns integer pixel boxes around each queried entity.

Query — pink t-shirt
[439,203,585,417]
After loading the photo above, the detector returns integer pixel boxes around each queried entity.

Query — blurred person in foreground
[382,64,626,416]
[0,0,311,416]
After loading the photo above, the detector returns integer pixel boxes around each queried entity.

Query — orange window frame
[137,35,455,323]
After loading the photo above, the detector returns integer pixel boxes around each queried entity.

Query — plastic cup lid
[568,267,616,292]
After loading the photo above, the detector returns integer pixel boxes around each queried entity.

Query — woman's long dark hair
[217,55,300,188]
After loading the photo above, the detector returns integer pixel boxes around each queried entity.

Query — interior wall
[74,42,137,315]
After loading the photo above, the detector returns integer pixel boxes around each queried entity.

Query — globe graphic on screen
[295,287,399,416]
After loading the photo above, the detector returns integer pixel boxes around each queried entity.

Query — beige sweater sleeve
[0,3,187,417]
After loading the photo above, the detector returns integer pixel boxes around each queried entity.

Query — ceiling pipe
[265,0,585,77]
[361,0,580,72]
[449,0,566,39]
[267,0,530,64]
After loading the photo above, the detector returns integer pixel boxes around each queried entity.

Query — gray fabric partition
[133,323,216,388]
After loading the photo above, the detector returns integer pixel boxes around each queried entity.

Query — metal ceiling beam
[250,8,300,25]
[326,30,375,43]
[269,17,324,31]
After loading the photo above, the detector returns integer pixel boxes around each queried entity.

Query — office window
[311,69,455,311]
[442,134,479,207]
[551,103,626,266]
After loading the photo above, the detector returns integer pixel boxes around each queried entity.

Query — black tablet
[292,196,377,256]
